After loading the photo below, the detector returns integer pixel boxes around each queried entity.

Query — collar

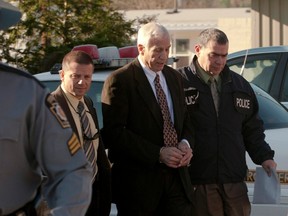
[61,84,84,112]
[195,59,220,85]
[138,56,163,80]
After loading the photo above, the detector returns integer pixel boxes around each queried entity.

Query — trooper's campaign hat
[0,0,21,30]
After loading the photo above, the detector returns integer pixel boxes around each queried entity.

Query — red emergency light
[72,44,100,60]
[119,45,138,58]
[71,44,135,68]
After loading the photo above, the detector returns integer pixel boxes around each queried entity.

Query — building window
[176,39,189,54]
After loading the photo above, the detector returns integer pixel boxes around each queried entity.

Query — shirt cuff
[181,139,190,148]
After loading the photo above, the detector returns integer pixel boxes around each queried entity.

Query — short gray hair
[198,28,229,47]
[137,22,170,47]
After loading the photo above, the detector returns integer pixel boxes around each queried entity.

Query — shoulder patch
[184,87,199,105]
[68,133,82,155]
[46,94,70,128]
[233,92,253,115]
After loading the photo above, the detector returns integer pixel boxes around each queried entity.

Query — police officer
[177,28,277,216]
[0,1,92,215]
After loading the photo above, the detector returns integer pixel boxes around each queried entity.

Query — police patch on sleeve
[46,94,70,128]
[233,92,253,115]
[184,87,199,105]
[68,133,81,155]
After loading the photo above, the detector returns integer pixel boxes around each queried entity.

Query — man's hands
[159,141,193,168]
[262,159,277,176]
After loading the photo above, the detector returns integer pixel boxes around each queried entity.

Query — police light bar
[72,44,100,60]
[98,46,120,59]
[50,44,178,74]
[71,44,135,69]
[119,45,138,58]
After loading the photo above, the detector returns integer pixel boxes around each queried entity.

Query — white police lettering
[184,87,199,105]
[186,96,196,105]
[236,98,250,109]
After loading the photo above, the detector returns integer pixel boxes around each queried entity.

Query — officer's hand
[159,147,185,168]
[262,159,277,177]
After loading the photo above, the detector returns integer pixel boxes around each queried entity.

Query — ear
[194,44,202,57]
[59,70,64,81]
[194,44,201,53]
[138,44,145,55]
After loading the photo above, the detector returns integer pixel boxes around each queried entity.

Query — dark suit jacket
[52,86,111,216]
[101,59,194,211]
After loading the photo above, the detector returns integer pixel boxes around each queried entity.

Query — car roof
[227,45,288,59]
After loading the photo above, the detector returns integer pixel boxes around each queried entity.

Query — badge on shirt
[233,92,253,115]
[46,94,70,128]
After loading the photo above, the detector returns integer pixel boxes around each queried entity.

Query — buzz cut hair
[62,50,94,70]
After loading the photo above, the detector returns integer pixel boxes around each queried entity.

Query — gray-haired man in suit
[101,22,195,216]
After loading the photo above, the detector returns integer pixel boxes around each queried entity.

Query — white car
[34,45,288,216]
[246,84,288,216]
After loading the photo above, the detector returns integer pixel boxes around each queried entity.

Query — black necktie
[154,74,178,147]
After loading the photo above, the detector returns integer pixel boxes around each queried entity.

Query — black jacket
[177,56,274,184]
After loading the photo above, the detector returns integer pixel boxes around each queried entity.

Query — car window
[41,80,104,128]
[228,54,279,92]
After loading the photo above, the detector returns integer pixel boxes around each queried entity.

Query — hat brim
[0,0,22,30]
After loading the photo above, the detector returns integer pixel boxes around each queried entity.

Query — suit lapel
[132,60,163,129]
[52,86,80,140]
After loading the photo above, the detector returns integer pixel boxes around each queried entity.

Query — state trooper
[0,1,92,215]
[177,28,277,216]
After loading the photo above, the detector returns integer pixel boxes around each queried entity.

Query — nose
[78,79,83,84]
[216,56,226,65]
[160,50,168,60]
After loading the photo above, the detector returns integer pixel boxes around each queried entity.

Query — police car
[34,44,288,216]
[245,84,288,216]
